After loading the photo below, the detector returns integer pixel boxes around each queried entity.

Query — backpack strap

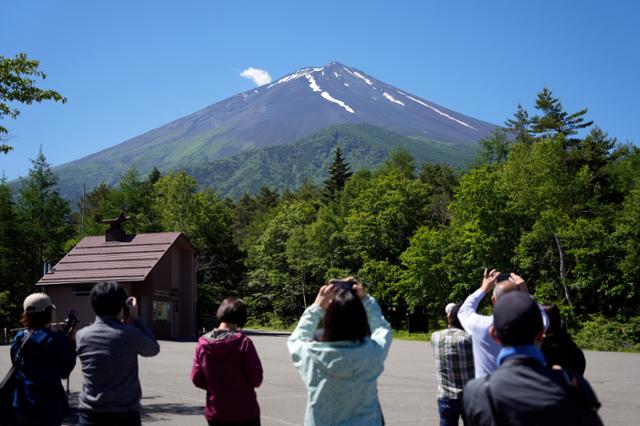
[12,330,33,365]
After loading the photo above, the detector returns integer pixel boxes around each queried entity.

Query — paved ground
[1,336,639,425]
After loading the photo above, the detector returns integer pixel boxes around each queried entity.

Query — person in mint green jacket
[287,277,393,426]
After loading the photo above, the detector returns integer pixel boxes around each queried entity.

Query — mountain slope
[185,123,478,198]
[53,61,496,199]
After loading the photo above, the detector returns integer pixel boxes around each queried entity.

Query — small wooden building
[37,220,198,340]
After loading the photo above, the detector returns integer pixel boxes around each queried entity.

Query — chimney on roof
[101,212,130,242]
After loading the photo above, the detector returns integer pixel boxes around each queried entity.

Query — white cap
[445,303,456,316]
[23,293,55,313]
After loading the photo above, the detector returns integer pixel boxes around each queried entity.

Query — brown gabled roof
[37,232,196,286]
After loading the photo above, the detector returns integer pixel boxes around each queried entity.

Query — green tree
[16,148,73,286]
[74,182,117,237]
[530,87,593,138]
[615,180,640,314]
[399,226,452,313]
[420,163,459,225]
[342,171,430,265]
[147,166,162,185]
[1,53,66,153]
[0,179,29,328]
[152,171,199,234]
[504,103,533,144]
[152,171,244,326]
[377,149,416,179]
[113,166,158,233]
[324,147,353,199]
[478,129,511,165]
[245,201,319,323]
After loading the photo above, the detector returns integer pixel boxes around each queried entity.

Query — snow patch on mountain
[321,92,355,114]
[268,67,323,88]
[404,94,477,130]
[383,92,405,106]
[306,74,321,93]
[352,71,373,86]
[302,70,355,113]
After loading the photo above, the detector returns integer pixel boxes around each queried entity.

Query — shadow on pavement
[140,402,204,422]
[140,395,203,422]
[63,392,204,425]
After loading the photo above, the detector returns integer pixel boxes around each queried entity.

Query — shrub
[574,315,640,352]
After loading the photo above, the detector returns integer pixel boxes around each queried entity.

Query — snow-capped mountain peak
[53,61,497,199]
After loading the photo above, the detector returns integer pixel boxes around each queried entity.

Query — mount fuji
[53,62,497,198]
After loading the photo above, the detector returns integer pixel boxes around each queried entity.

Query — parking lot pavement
[1,336,639,425]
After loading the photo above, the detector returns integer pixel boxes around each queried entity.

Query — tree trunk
[553,232,573,307]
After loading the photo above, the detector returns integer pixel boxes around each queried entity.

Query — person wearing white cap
[8,292,76,425]
[430,303,475,426]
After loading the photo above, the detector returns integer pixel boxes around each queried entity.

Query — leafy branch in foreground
[0,53,66,153]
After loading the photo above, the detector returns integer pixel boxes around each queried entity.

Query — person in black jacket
[540,304,586,375]
[463,292,602,426]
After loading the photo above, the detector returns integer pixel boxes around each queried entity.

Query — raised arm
[287,304,324,360]
[361,294,392,358]
[458,268,498,335]
[287,284,336,361]
[130,318,161,357]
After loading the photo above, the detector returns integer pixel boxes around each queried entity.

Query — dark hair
[449,304,464,330]
[216,297,247,327]
[321,290,371,342]
[542,304,563,335]
[20,306,53,329]
[90,282,128,317]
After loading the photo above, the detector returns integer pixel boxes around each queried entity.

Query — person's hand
[509,273,529,294]
[124,297,139,324]
[481,268,499,293]
[347,276,367,299]
[314,284,338,310]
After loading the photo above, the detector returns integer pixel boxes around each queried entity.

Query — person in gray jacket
[75,282,160,426]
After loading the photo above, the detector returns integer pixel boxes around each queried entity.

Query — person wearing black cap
[462,291,603,426]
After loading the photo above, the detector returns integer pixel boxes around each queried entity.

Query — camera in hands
[329,279,355,290]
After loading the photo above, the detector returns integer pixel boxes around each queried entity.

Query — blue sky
[1,0,639,180]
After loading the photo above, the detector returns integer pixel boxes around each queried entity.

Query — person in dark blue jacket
[10,293,76,426]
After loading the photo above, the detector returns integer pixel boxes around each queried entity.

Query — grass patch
[244,322,296,333]
[243,324,433,342]
[393,330,432,341]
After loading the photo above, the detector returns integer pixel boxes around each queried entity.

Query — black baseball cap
[493,291,543,346]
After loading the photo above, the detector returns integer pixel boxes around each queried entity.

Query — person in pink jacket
[191,297,264,426]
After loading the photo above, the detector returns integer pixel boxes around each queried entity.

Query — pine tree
[504,103,533,144]
[324,147,353,198]
[530,88,593,137]
[147,166,162,185]
[17,147,73,285]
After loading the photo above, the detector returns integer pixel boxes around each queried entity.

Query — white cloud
[240,67,272,86]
